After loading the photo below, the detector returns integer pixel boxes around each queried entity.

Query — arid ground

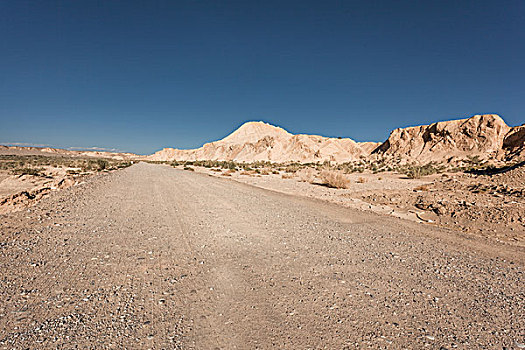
[1,163,523,349]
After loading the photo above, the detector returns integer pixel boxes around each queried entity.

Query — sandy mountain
[5,114,522,164]
[148,121,377,163]
[373,114,514,163]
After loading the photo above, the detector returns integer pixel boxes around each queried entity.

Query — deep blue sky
[1,1,524,154]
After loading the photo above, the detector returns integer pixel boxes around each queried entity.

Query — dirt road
[1,163,523,349]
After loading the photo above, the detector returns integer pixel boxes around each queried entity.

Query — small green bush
[399,163,444,179]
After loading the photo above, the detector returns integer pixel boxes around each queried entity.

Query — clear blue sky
[1,1,523,154]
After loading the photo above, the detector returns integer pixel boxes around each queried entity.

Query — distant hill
[0,145,139,160]
[147,121,378,163]
[149,114,523,164]
[4,114,523,164]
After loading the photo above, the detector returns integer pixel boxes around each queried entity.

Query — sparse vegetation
[0,155,132,175]
[12,167,44,176]
[397,162,445,179]
[319,170,350,189]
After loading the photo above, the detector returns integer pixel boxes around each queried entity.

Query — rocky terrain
[1,114,523,348]
[180,160,524,247]
[148,121,379,163]
[373,114,523,163]
[0,155,132,214]
[3,114,523,245]
[148,114,524,165]
[4,114,523,166]
[0,163,523,349]
[359,162,525,244]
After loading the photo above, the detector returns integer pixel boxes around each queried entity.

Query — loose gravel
[0,163,523,349]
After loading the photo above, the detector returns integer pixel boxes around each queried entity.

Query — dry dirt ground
[0,155,132,215]
[0,168,77,215]
[0,163,524,349]
[190,165,525,247]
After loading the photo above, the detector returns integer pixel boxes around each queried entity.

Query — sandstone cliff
[372,114,516,163]
[503,125,525,161]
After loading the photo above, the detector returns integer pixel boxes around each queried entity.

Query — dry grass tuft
[319,170,350,189]
[356,177,367,184]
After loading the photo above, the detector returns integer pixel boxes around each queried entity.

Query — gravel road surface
[1,163,523,349]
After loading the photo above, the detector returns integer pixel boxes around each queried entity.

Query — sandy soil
[190,165,525,247]
[0,154,133,214]
[1,163,523,349]
[0,167,82,215]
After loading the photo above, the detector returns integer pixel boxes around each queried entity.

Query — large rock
[503,125,525,161]
[373,114,512,163]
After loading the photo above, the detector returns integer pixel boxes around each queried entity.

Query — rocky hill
[372,114,523,163]
[4,114,523,164]
[503,124,525,161]
[149,114,523,164]
[148,122,378,163]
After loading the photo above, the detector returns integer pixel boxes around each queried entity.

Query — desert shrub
[281,173,294,179]
[399,162,444,179]
[356,177,366,183]
[319,170,350,189]
[338,163,356,174]
[284,163,301,173]
[12,167,43,176]
[81,159,109,172]
[183,166,194,171]
[95,159,108,170]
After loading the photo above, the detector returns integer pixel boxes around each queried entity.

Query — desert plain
[0,114,524,349]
